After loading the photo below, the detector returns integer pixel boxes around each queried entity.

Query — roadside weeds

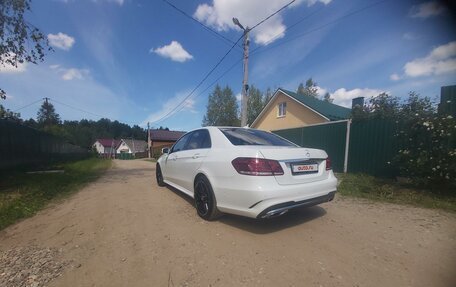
[337,173,456,213]
[0,158,111,230]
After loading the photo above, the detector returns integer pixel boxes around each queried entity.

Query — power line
[150,0,298,124]
[150,35,244,124]
[48,98,142,126]
[250,5,325,54]
[50,98,106,118]
[251,0,389,57]
[250,0,296,31]
[157,59,243,123]
[12,99,43,112]
[161,0,241,49]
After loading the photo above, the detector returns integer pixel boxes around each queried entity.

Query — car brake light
[325,157,332,170]
[231,157,284,176]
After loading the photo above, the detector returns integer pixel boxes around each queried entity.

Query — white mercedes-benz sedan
[156,127,337,220]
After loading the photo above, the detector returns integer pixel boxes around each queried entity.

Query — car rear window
[219,128,296,146]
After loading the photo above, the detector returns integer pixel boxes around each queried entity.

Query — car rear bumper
[215,172,338,218]
[257,191,336,218]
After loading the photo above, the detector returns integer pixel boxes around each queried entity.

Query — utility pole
[233,18,250,127]
[147,122,151,159]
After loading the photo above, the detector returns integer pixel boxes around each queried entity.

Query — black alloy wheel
[156,164,165,187]
[194,176,221,221]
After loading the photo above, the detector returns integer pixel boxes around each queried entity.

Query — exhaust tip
[261,209,289,219]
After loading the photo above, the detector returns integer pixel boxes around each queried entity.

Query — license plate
[291,163,318,174]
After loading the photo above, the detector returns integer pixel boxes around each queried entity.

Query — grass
[0,158,112,230]
[337,173,456,213]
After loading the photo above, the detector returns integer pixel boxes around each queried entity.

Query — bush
[393,93,456,191]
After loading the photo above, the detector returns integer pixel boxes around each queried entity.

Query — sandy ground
[1,159,455,287]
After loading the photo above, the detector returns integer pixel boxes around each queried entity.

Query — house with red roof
[92,139,120,157]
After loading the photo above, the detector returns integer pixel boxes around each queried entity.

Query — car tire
[194,176,222,221]
[156,164,165,187]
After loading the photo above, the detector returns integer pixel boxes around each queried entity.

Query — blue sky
[1,0,455,131]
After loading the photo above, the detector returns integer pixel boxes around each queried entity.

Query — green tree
[202,84,239,126]
[297,83,305,95]
[247,85,264,125]
[323,92,333,103]
[1,0,51,99]
[350,104,369,121]
[297,78,319,98]
[37,100,60,126]
[0,104,21,120]
[401,91,435,118]
[368,92,400,119]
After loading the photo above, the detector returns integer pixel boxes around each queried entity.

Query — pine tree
[297,78,319,98]
[0,104,21,121]
[37,99,60,126]
[323,92,333,103]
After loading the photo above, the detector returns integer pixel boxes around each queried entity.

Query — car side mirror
[162,147,169,154]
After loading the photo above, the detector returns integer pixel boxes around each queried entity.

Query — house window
[278,102,287,117]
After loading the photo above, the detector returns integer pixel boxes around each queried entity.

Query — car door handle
[171,155,178,161]
[192,153,200,159]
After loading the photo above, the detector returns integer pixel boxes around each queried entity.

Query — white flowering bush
[394,93,456,191]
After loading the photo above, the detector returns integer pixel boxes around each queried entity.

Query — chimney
[352,97,364,109]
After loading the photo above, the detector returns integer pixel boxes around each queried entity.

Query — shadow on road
[164,185,328,234]
[219,206,327,234]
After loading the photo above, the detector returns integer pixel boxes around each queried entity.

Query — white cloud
[106,0,124,4]
[62,68,89,80]
[409,1,446,18]
[193,0,331,45]
[152,41,193,63]
[50,65,89,80]
[59,0,124,5]
[402,32,417,40]
[330,88,384,108]
[4,64,139,123]
[0,53,27,73]
[236,93,242,102]
[142,91,196,125]
[0,61,27,73]
[47,32,75,51]
[91,0,124,5]
[403,41,456,77]
[315,86,327,96]
[390,73,401,81]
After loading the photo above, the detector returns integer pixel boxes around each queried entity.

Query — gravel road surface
[1,159,455,287]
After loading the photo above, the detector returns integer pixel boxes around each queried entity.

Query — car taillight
[231,157,284,176]
[325,157,332,170]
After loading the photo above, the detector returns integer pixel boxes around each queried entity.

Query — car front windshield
[219,128,296,146]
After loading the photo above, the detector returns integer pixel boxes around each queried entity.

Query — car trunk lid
[258,147,329,185]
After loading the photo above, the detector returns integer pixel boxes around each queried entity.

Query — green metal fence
[347,118,398,176]
[273,118,398,176]
[0,120,89,170]
[274,120,348,172]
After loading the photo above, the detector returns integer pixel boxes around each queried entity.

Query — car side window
[170,133,191,153]
[185,129,211,150]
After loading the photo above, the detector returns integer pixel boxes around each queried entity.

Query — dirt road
[1,160,455,287]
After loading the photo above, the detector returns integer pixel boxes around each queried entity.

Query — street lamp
[233,17,250,127]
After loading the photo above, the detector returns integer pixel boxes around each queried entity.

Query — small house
[116,139,148,158]
[92,139,120,158]
[149,129,185,156]
[251,88,351,131]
